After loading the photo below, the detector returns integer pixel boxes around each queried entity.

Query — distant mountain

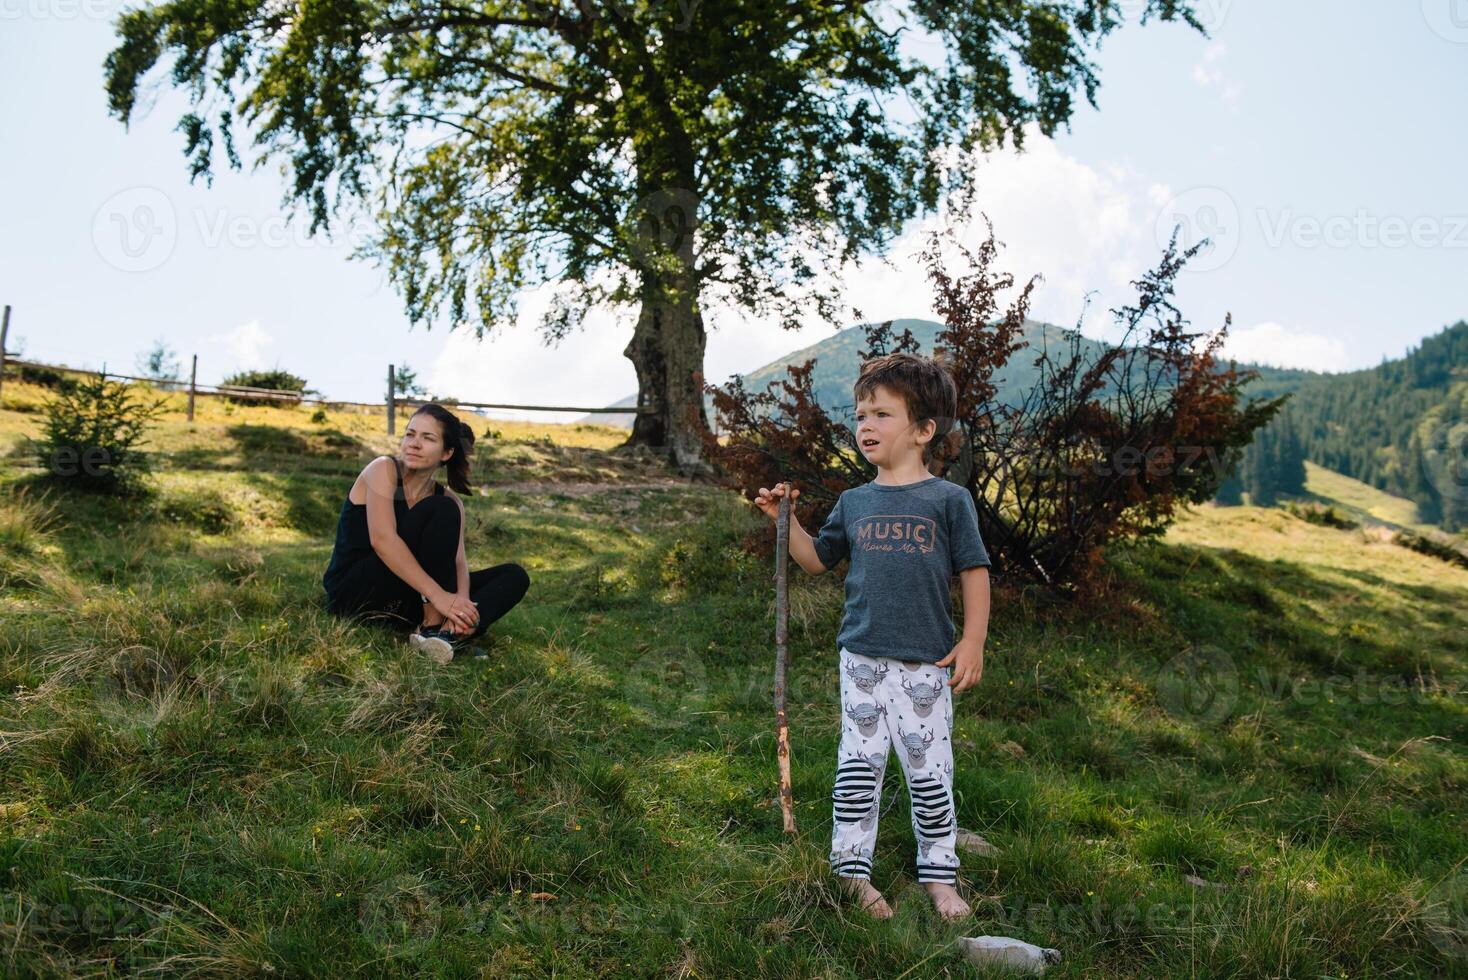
[585,318,1112,427]
[585,316,1302,427]
[734,318,1116,422]
[578,392,644,431]
[586,316,1468,534]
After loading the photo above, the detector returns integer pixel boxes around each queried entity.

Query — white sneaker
[408,627,455,665]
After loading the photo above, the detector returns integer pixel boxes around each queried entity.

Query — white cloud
[1191,42,1226,86]
[207,319,274,371]
[812,125,1161,345]
[425,288,638,423]
[1191,42,1242,108]
[1215,320,1349,372]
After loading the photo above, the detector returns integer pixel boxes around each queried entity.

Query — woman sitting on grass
[322,403,530,663]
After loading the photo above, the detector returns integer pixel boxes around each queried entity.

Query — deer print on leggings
[898,725,935,768]
[844,658,889,694]
[901,675,943,718]
[844,699,886,738]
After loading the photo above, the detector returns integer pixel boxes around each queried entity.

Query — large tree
[104,0,1204,471]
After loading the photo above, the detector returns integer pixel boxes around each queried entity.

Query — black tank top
[322,457,443,596]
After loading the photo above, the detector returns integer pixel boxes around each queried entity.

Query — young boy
[753,352,991,922]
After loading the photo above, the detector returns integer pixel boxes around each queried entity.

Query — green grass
[1302,460,1433,532]
[0,382,1465,977]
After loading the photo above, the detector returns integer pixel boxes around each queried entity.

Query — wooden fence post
[386,363,396,436]
[0,304,9,405]
[187,354,198,422]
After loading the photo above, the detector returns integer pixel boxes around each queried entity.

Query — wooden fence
[0,306,651,433]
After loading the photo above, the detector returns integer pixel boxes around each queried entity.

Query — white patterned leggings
[830,648,959,885]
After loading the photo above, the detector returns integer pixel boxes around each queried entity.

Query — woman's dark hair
[410,403,476,494]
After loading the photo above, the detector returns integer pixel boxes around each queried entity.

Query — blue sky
[1,1,1465,415]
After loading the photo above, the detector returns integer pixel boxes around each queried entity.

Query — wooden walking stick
[774,485,796,833]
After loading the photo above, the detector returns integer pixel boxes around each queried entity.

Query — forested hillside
[1229,321,1468,528]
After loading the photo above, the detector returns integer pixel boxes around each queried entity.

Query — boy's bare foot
[839,877,893,919]
[923,881,971,922]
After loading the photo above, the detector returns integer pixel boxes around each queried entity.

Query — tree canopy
[105,0,1206,468]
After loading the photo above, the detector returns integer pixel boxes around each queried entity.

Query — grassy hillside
[1302,461,1430,531]
[1,381,1465,977]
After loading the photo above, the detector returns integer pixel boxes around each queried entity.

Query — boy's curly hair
[853,352,961,467]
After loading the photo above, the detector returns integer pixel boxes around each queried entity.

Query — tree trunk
[623,272,714,475]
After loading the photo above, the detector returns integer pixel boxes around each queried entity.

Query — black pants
[325,495,529,640]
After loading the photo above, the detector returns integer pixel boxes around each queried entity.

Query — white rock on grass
[1184,873,1227,891]
[957,936,1061,975]
[955,828,1001,856]
[996,740,1026,758]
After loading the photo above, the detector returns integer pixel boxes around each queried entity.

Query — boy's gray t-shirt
[811,476,990,664]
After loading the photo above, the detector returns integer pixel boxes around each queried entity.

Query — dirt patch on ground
[479,479,696,497]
